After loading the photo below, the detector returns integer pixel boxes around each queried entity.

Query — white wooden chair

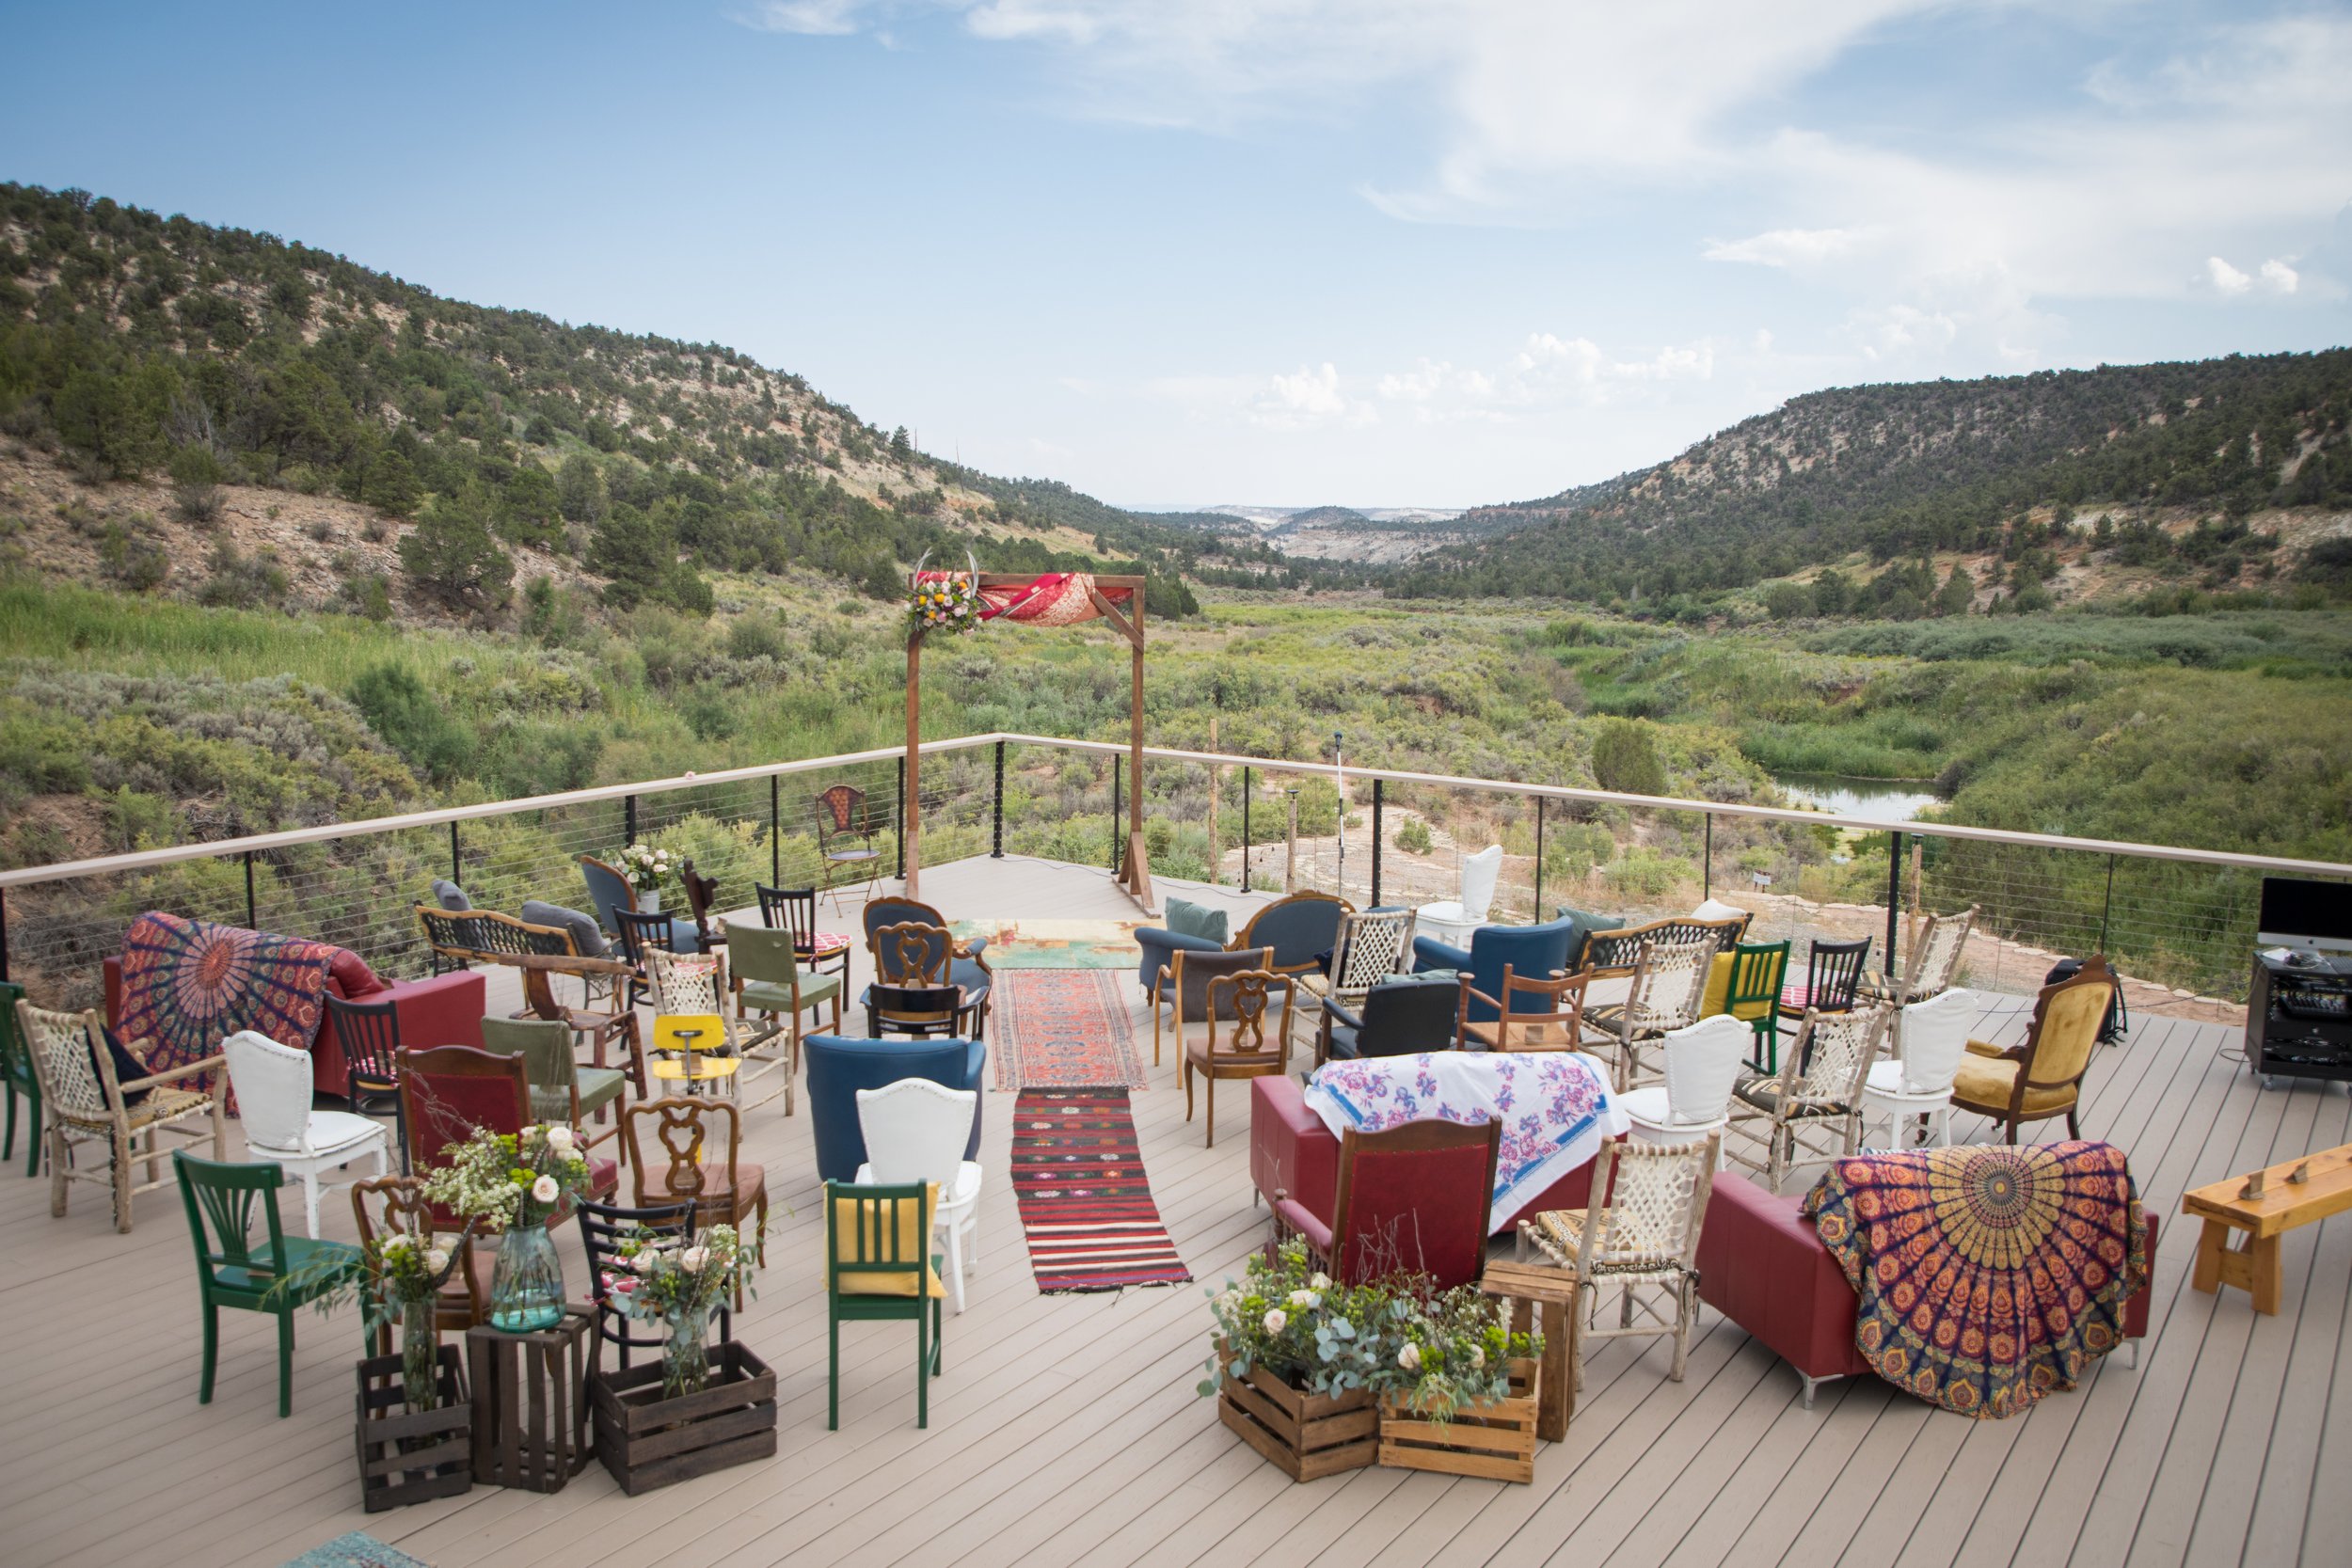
[1518,1133,1719,1385]
[1860,989,1976,1149]
[854,1080,982,1315]
[1302,907,1418,1006]
[1415,844,1503,948]
[12,999,226,1233]
[1615,1013,1748,1151]
[222,1030,390,1238]
[1725,1005,1892,1191]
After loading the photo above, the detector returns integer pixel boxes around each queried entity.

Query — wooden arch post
[904,571,1152,913]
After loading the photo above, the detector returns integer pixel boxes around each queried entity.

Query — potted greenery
[1374,1284,1543,1482]
[1199,1239,1391,1481]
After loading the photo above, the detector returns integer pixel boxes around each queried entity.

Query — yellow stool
[649,1013,739,1097]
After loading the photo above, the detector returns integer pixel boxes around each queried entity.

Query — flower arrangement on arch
[420,1122,595,1230]
[616,841,675,895]
[907,574,981,638]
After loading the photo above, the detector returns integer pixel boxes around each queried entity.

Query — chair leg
[1670,1278,1693,1383]
[47,1124,68,1216]
[828,1307,840,1431]
[1204,1077,1216,1149]
[2066,1106,2081,1139]
[916,1298,930,1430]
[22,1085,39,1178]
[199,1301,218,1403]
[112,1124,135,1233]
[303,1170,323,1241]
[3,1082,14,1161]
[277,1308,296,1418]
[1183,1061,1195,1123]
[945,1219,966,1316]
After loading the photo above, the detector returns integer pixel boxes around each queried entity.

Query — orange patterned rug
[991,969,1147,1090]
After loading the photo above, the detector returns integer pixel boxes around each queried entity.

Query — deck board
[0,854,2340,1568]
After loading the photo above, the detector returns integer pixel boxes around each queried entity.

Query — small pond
[1771,771,1945,822]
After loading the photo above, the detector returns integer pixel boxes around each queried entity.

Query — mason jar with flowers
[421,1122,596,1333]
[616,842,675,911]
[607,1223,759,1399]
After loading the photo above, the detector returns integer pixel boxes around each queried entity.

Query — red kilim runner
[1011,1088,1191,1292]
[992,970,1147,1091]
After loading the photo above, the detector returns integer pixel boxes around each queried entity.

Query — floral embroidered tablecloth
[1303,1051,1626,1232]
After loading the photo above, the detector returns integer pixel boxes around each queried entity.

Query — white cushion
[1459,846,1504,923]
[247,1110,387,1161]
[853,1159,982,1212]
[1691,897,1748,925]
[1865,1060,1946,1101]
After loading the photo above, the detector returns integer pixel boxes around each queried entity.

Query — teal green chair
[480,1016,627,1160]
[825,1179,943,1429]
[2,983,39,1177]
[173,1151,361,1417]
[731,925,843,1117]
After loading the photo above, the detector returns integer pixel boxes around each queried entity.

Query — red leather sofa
[1695,1171,2158,1408]
[104,943,485,1097]
[1249,1075,1598,1238]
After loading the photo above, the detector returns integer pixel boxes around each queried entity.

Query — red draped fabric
[913,572,1133,627]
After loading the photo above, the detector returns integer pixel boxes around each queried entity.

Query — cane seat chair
[1518,1133,1719,1385]
[1861,904,1979,1008]
[1458,966,1592,1053]
[1584,936,1720,1089]
[1184,969,1295,1148]
[14,999,227,1232]
[1725,1005,1891,1191]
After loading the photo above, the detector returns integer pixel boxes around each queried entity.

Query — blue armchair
[1414,916,1576,1024]
[803,1034,986,1182]
[1136,927,1226,1000]
[578,854,702,955]
[1236,893,1352,976]
[860,895,991,1037]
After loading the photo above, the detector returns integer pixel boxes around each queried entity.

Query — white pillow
[1692,897,1749,924]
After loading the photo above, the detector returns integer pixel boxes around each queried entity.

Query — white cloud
[1704,228,1874,270]
[734,0,868,35]
[2207,256,2252,294]
[2261,258,2300,294]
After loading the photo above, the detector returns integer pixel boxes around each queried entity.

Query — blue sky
[3,1,2346,507]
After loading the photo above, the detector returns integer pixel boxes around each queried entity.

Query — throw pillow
[522,899,610,959]
[94,1024,152,1104]
[326,947,382,999]
[431,878,472,911]
[1691,896,1749,927]
[1554,907,1627,970]
[1165,897,1230,945]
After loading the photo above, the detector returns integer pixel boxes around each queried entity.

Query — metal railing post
[1371,779,1385,907]
[2099,853,2117,954]
[1,886,9,982]
[771,775,782,887]
[993,741,1006,858]
[895,757,907,879]
[244,850,258,929]
[1110,755,1123,873]
[1534,795,1545,918]
[624,794,637,847]
[1243,766,1253,890]
[1885,831,1903,974]
[1703,815,1712,898]
[449,822,461,889]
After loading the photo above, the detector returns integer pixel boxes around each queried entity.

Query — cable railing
[3,730,2344,1015]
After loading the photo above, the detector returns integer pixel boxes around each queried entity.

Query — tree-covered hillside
[1394,352,2352,610]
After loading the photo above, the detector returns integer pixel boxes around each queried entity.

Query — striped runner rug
[1010,1087,1191,1292]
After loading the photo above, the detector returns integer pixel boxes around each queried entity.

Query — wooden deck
[2,854,2344,1568]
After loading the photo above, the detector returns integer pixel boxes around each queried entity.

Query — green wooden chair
[0,980,38,1177]
[825,1179,944,1430]
[1725,941,1793,1071]
[730,924,843,1116]
[480,1015,628,1162]
[172,1151,361,1417]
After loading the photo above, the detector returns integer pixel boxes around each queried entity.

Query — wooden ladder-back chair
[577,1196,728,1373]
[756,882,851,981]
[14,998,227,1232]
[352,1173,488,1349]
[1950,957,2114,1143]
[325,992,408,1176]
[1778,936,1870,1037]
[1184,970,1294,1148]
[1458,966,1592,1053]
[1725,1005,1891,1191]
[1518,1133,1719,1385]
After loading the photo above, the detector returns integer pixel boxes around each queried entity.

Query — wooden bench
[2181,1143,2352,1314]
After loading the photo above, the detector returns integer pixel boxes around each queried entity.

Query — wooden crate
[1216,1361,1379,1482]
[589,1341,778,1497]
[1377,1357,1541,1483]
[354,1347,471,1513]
[466,1308,596,1493]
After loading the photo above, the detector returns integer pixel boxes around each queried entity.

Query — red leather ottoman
[106,949,485,1096]
[1249,1074,1598,1236]
[1695,1170,2158,1407]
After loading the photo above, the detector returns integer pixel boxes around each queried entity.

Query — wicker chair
[13,999,227,1232]
[1583,936,1721,1089]
[1518,1133,1719,1385]
[1300,907,1417,1006]
[1860,906,1979,1060]
[1724,1006,1891,1191]
[1457,966,1593,1053]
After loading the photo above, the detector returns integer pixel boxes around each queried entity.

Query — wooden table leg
[1537,1296,1571,1441]
[2191,1217,2229,1295]
[2249,1234,2282,1315]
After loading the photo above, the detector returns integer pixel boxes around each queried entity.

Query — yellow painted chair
[649,1013,739,1098]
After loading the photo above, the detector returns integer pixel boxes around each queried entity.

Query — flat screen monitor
[2258,876,2352,954]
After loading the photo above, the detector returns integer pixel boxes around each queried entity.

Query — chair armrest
[1322,997,1365,1032]
[119,1052,226,1095]
[1413,936,1472,972]
[1272,1196,1333,1255]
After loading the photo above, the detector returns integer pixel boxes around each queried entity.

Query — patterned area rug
[278,1533,432,1568]
[991,969,1148,1090]
[1010,1088,1191,1292]
[953,918,1142,971]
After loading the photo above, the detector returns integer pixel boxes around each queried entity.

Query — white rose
[531,1174,560,1204]
[632,1252,660,1275]
[423,1246,451,1275]
[1398,1343,1422,1372]
[544,1125,576,1153]
[1263,1309,1287,1335]
[1310,1272,1332,1291]
[380,1232,412,1254]
[1470,1344,1486,1370]
[679,1246,709,1275]
[1287,1289,1319,1309]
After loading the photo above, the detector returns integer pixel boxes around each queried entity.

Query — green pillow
[1165,897,1230,945]
[1554,907,1627,969]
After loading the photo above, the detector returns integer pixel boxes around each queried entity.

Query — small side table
[467,1307,596,1491]
[1478,1259,1580,1442]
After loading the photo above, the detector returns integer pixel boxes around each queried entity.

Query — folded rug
[278,1532,432,1568]
[1804,1139,2148,1418]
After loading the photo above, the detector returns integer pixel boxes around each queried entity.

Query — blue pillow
[522,899,609,959]
[1165,897,1230,945]
[431,878,472,911]
[95,1024,151,1104]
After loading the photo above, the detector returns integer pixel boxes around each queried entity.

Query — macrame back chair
[1726,1005,1891,1191]
[1862,907,1980,1050]
[1584,936,1720,1089]
[1306,907,1417,1005]
[15,998,227,1232]
[1518,1133,1719,1385]
[1184,970,1294,1148]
